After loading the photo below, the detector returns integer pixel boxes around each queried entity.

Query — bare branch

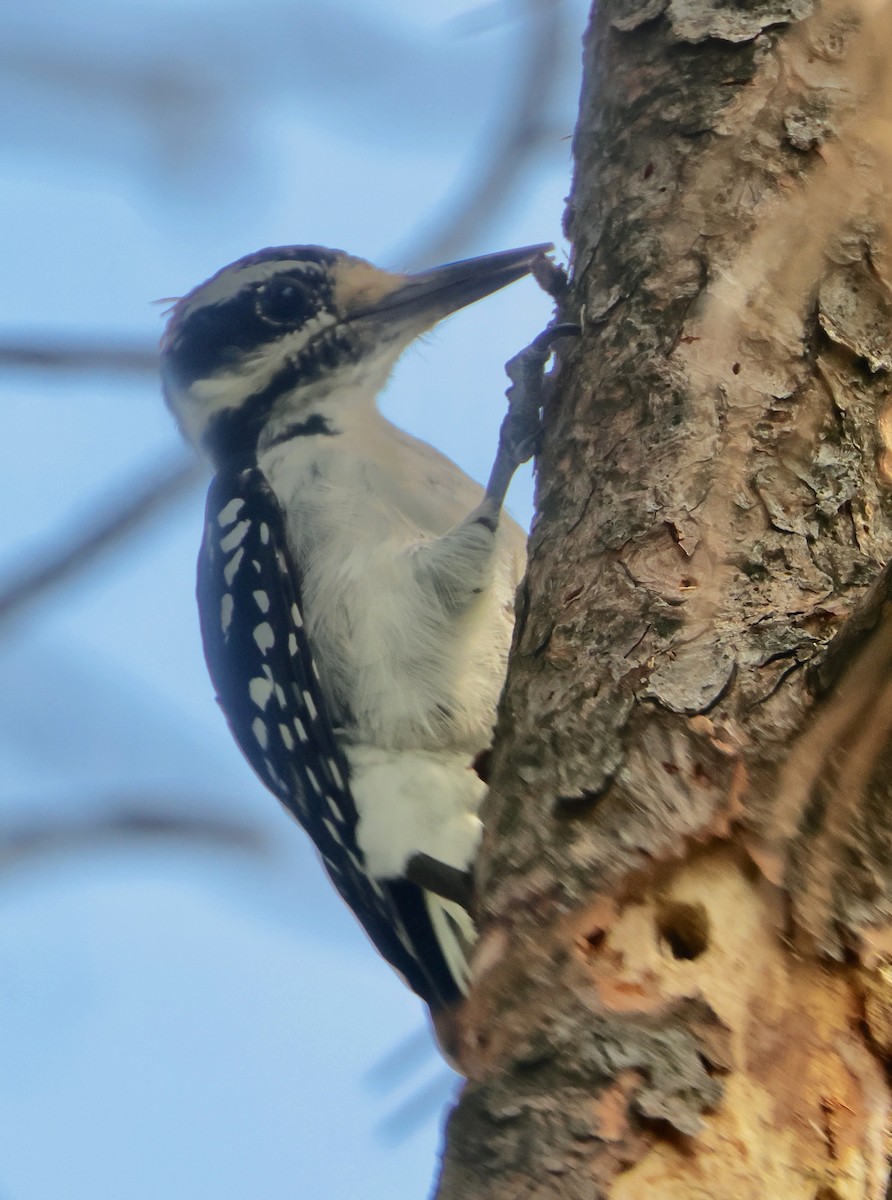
[0,338,159,375]
[396,0,568,269]
[375,1071,456,1144]
[365,1027,436,1090]
[364,1026,455,1143]
[0,800,267,869]
[0,455,204,629]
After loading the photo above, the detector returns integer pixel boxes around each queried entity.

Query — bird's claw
[502,322,581,462]
[485,322,580,508]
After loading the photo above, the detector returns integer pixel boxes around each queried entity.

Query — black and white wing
[196,465,463,1010]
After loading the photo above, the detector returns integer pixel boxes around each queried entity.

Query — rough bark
[435,0,892,1196]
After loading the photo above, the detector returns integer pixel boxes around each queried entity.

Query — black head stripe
[266,414,338,448]
[197,466,464,1010]
[167,265,336,388]
[201,323,360,467]
[237,245,343,271]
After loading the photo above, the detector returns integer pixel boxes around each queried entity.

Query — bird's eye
[255,277,317,327]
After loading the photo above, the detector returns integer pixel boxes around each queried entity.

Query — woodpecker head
[161,243,552,466]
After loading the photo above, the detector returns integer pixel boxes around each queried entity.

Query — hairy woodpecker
[161,242,555,1020]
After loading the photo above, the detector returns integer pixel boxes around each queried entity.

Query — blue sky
[0,3,586,1196]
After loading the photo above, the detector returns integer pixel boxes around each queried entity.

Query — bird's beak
[349,244,553,327]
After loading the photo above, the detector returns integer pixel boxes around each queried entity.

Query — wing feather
[197,466,463,1009]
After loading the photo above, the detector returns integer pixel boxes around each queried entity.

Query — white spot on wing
[293,717,308,743]
[253,590,270,613]
[278,723,295,750]
[395,925,415,953]
[305,767,321,795]
[290,603,303,628]
[425,896,473,994]
[322,818,343,845]
[252,717,269,749]
[260,523,270,544]
[253,622,275,653]
[288,633,298,656]
[217,498,245,527]
[264,759,287,791]
[223,547,244,586]
[327,757,346,790]
[220,593,234,634]
[249,676,274,709]
[326,793,345,822]
[302,690,318,720]
[219,520,250,553]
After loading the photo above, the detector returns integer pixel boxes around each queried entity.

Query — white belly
[259,421,525,753]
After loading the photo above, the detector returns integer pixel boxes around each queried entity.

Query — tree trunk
[435,0,892,1196]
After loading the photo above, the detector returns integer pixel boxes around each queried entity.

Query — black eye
[255,277,317,327]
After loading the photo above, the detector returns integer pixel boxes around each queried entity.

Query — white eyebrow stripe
[185,312,338,404]
[175,259,328,319]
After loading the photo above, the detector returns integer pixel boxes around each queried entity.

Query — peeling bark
[434,0,892,1195]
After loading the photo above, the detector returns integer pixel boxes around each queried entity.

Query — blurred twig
[1,799,267,869]
[366,1026,458,1144]
[0,454,204,629]
[365,1026,437,1089]
[397,0,568,268]
[375,1069,458,1144]
[0,339,159,374]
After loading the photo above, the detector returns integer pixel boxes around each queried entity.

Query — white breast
[258,409,526,754]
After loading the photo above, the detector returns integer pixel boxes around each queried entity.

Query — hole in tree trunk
[656,900,710,960]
